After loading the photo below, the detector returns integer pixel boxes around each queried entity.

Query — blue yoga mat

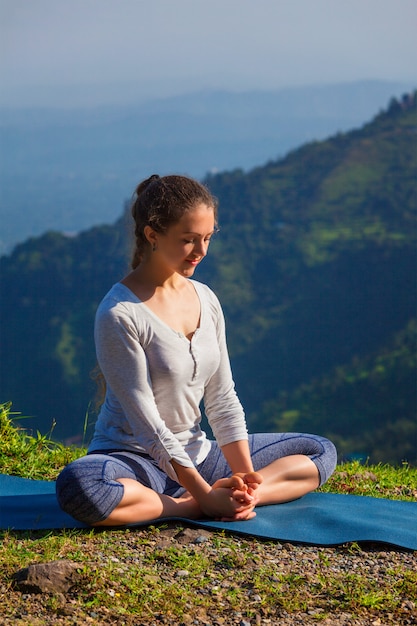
[0,473,416,549]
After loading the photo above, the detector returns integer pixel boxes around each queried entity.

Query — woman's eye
[183,237,212,244]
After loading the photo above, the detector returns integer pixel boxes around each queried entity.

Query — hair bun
[135,174,160,197]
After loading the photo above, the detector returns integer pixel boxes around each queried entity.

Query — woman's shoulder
[95,283,155,343]
[190,279,218,302]
[96,283,141,319]
[98,282,135,303]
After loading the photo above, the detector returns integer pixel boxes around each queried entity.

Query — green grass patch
[0,401,85,480]
[0,401,416,624]
[320,460,417,501]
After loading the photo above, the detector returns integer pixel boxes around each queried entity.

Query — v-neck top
[88,280,247,480]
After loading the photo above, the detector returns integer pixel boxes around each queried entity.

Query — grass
[0,401,416,625]
[0,401,86,480]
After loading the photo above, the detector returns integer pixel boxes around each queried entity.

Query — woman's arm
[221,439,254,474]
[220,440,263,505]
[203,291,248,448]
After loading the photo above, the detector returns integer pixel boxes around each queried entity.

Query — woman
[56,174,337,526]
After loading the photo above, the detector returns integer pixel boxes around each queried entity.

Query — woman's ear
[143,225,158,249]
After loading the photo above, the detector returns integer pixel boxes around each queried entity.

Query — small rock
[13,560,82,594]
[155,537,172,549]
[175,527,210,544]
[403,600,415,610]
[176,569,190,577]
[362,471,378,481]
[143,574,159,584]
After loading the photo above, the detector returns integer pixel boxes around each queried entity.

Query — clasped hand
[201,471,263,521]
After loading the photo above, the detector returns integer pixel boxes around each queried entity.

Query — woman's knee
[248,432,337,486]
[55,454,135,525]
[314,437,338,485]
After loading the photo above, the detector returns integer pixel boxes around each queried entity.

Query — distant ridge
[1,80,414,254]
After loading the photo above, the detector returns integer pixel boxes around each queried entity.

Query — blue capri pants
[56,432,337,525]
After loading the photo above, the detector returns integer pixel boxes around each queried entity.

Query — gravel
[1,524,416,626]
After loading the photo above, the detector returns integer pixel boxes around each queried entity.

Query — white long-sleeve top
[88,280,248,481]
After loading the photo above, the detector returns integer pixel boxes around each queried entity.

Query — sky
[0,0,416,107]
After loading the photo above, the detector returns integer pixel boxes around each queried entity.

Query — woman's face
[154,203,216,277]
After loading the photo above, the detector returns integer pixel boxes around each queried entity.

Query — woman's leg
[93,477,201,526]
[56,435,337,526]
[249,433,337,504]
[199,433,337,506]
[250,433,337,504]
[56,451,237,526]
[253,454,320,504]
[56,452,200,526]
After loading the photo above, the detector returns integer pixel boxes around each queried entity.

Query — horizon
[1,79,416,113]
[1,0,416,108]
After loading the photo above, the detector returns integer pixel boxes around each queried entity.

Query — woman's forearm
[221,439,254,474]
[170,460,212,501]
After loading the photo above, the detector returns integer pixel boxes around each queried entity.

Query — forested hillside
[1,92,415,463]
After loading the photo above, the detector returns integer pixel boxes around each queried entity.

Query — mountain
[0,91,416,463]
[1,80,414,255]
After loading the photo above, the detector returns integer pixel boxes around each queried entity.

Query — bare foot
[239,471,263,490]
[211,473,261,520]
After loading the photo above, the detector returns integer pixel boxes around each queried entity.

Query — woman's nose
[195,239,208,256]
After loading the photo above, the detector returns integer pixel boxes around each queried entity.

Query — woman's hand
[200,472,263,521]
[170,460,263,522]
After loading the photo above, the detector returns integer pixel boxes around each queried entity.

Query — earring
[152,243,157,252]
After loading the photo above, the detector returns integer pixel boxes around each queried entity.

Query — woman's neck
[121,262,188,301]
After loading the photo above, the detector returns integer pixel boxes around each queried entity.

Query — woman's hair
[130,174,218,268]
